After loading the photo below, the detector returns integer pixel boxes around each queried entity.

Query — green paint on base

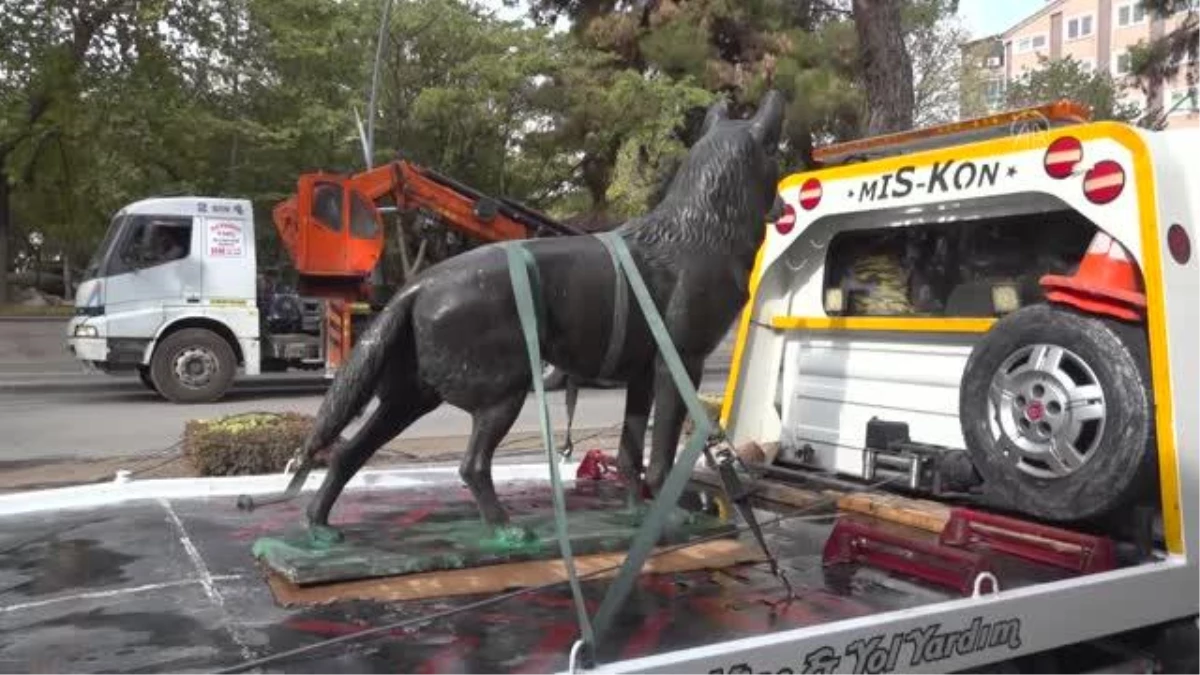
[254,504,734,586]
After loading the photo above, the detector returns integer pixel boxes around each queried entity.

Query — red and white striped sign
[775,203,797,235]
[1044,136,1083,179]
[799,178,822,210]
[1083,160,1125,204]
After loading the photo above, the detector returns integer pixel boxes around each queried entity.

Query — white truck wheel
[150,328,237,404]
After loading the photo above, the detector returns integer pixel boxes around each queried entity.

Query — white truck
[65,196,335,403]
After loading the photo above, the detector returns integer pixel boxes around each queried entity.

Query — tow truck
[65,160,582,403]
[8,101,1194,673]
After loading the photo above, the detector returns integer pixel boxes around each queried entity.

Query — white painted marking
[160,498,255,660]
[0,576,242,614]
[160,498,224,606]
[0,462,578,517]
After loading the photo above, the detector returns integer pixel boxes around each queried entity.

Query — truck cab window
[111,215,193,274]
[349,191,379,239]
[311,182,343,232]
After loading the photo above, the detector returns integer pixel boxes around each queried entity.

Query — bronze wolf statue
[248,90,785,537]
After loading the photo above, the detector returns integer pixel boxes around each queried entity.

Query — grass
[0,304,74,318]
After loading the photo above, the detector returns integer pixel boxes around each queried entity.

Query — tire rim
[986,343,1106,479]
[173,346,219,390]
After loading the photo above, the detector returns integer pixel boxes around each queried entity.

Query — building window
[985,79,1006,108]
[1115,51,1133,75]
[1015,34,1048,53]
[1168,88,1198,115]
[1168,49,1199,69]
[1067,14,1094,40]
[1077,57,1095,72]
[1117,2,1147,27]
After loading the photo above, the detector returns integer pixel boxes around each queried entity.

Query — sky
[957,0,1049,38]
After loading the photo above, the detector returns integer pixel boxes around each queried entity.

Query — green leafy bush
[183,412,319,477]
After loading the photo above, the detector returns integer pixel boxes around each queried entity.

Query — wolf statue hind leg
[304,387,443,541]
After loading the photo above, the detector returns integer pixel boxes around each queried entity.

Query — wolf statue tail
[236,287,418,511]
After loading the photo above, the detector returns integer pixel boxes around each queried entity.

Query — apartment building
[962,0,1198,128]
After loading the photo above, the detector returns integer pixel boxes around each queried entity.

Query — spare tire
[959,303,1155,522]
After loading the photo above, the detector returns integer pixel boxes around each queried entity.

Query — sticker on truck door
[207,219,245,258]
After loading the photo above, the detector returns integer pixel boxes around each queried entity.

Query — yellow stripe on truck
[771,316,996,333]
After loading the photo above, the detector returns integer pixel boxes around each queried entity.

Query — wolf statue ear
[700,97,730,138]
[749,89,785,150]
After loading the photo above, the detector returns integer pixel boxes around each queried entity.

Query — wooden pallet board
[264,537,766,607]
[836,492,952,533]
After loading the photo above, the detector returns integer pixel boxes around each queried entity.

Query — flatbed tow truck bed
[0,461,1136,674]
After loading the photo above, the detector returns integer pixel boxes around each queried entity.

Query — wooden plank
[836,492,952,533]
[264,538,766,608]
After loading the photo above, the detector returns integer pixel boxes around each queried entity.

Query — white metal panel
[589,559,1195,674]
[1140,125,1200,565]
[779,334,975,472]
[773,135,1145,270]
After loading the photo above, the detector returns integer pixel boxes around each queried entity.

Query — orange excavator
[270,159,585,375]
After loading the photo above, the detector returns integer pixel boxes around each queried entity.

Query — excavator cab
[272,171,386,298]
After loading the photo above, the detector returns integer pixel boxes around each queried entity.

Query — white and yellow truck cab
[65,197,328,403]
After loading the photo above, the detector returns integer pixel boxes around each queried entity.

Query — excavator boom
[271,159,581,301]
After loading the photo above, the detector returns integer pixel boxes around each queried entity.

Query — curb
[0,315,71,323]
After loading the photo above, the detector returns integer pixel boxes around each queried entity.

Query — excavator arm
[272,160,581,300]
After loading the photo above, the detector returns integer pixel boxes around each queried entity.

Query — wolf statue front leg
[645,355,706,492]
[616,366,655,503]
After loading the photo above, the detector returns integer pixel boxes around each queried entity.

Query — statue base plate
[253,501,735,586]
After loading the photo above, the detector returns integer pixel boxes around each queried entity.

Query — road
[0,366,733,463]
[0,315,736,462]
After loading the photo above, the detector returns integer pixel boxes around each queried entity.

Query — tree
[851,0,916,134]
[1128,0,1198,128]
[907,5,972,127]
[1005,56,1143,123]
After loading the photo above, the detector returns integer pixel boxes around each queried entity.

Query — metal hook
[568,639,586,673]
[972,571,1000,597]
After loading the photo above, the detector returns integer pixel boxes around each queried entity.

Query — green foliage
[1005,56,1142,123]
[0,0,952,293]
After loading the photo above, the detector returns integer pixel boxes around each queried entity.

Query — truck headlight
[74,324,99,338]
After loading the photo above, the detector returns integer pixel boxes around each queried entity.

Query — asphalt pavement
[0,368,732,464]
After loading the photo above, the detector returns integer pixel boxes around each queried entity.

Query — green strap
[503,243,595,650]
[503,232,716,662]
[588,231,714,645]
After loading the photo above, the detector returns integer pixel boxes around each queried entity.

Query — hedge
[183,412,320,477]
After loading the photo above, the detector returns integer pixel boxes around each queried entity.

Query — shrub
[183,412,317,477]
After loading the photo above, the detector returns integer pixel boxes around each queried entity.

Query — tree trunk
[0,176,9,305]
[852,0,916,135]
[62,252,73,300]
